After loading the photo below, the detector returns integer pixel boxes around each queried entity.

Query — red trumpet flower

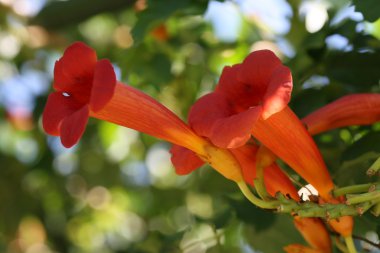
[187,50,333,199]
[42,42,244,182]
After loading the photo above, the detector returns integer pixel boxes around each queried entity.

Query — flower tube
[42,42,243,182]
[302,94,380,135]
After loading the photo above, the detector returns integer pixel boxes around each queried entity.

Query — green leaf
[244,214,303,253]
[132,0,191,44]
[31,0,135,30]
[228,197,276,232]
[353,0,380,22]
[342,132,380,161]
[337,131,380,185]
[325,51,380,88]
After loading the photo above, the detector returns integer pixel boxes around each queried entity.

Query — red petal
[210,107,261,148]
[170,145,204,175]
[189,92,232,137]
[189,92,261,148]
[251,106,334,199]
[216,65,262,109]
[54,42,97,91]
[60,105,89,148]
[237,50,282,100]
[262,65,292,119]
[90,59,116,112]
[302,94,380,135]
[42,92,82,136]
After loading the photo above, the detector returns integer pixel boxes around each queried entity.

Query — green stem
[344,236,357,253]
[371,202,380,216]
[334,236,349,253]
[346,191,380,205]
[254,165,272,200]
[333,183,374,197]
[237,181,280,209]
[367,156,380,176]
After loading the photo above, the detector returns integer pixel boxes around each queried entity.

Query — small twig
[352,235,380,250]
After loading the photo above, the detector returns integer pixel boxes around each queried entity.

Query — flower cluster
[43,42,380,253]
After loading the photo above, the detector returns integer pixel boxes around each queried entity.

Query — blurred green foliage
[0,0,380,252]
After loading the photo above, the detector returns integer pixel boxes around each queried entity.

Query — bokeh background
[1,0,380,252]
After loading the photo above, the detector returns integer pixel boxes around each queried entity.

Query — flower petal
[293,217,332,253]
[251,106,334,199]
[302,94,380,135]
[54,42,97,91]
[262,65,293,119]
[230,145,299,199]
[237,50,282,98]
[284,244,325,253]
[170,145,204,175]
[60,105,89,148]
[210,108,261,148]
[42,92,82,136]
[90,59,117,112]
[189,92,261,148]
[189,92,232,138]
[216,65,262,109]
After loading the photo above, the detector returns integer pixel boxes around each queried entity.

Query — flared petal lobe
[237,50,282,99]
[60,105,89,148]
[189,92,261,148]
[302,94,380,135]
[262,65,292,119]
[216,64,262,109]
[54,42,97,92]
[42,92,83,136]
[251,106,334,199]
[90,59,117,112]
[170,145,204,175]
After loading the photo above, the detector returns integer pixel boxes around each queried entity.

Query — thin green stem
[346,191,380,205]
[367,156,380,176]
[333,183,374,197]
[254,165,272,200]
[344,236,357,253]
[371,202,380,216]
[237,181,280,209]
[334,236,349,253]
